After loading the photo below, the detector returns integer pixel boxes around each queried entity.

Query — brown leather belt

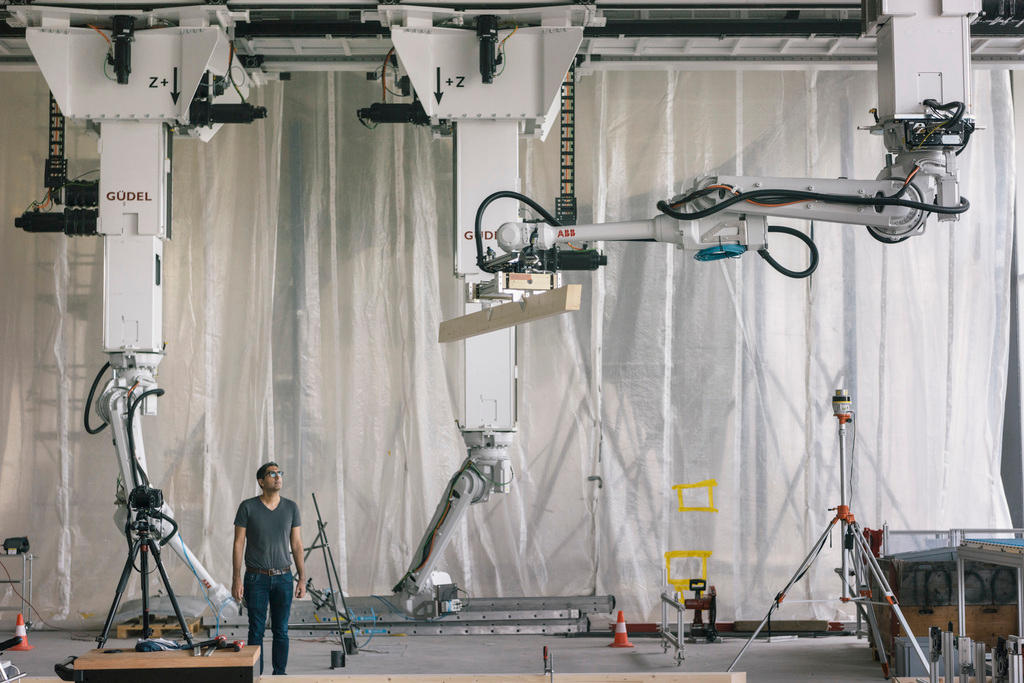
[246,567,290,576]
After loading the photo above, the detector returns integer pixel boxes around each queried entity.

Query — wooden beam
[71,646,259,670]
[279,675,744,682]
[31,671,745,683]
[438,285,582,343]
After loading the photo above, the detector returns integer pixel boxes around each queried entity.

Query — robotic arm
[477,0,977,279]
[9,4,267,615]
[490,140,968,279]
[393,439,513,619]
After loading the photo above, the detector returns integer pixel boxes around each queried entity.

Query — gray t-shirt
[234,496,301,571]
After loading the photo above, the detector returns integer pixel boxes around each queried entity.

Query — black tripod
[96,486,195,650]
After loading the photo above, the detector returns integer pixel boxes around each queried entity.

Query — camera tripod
[728,390,929,678]
[96,488,195,650]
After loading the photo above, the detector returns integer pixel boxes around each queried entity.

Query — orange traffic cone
[8,614,31,651]
[608,610,634,648]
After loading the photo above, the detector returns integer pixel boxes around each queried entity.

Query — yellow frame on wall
[672,479,718,512]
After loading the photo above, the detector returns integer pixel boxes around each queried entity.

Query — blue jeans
[243,571,293,675]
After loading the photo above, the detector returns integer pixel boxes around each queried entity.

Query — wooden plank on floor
[25,669,744,682]
[731,620,827,632]
[279,674,744,682]
[438,285,582,343]
[72,645,259,670]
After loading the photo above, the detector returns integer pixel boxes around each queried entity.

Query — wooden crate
[115,615,202,640]
[871,602,1018,665]
[871,556,1019,662]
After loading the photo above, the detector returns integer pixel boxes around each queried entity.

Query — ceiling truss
[3,3,1024,71]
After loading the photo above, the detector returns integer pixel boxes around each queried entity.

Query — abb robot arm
[478,0,976,279]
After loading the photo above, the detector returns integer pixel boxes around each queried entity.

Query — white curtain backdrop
[0,67,1014,626]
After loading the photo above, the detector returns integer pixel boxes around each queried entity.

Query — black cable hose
[757,226,819,279]
[124,517,137,559]
[923,99,973,156]
[84,362,111,435]
[657,188,969,222]
[956,128,973,157]
[866,172,930,242]
[152,509,179,547]
[866,226,912,245]
[126,388,164,489]
[475,190,561,272]
[923,98,965,125]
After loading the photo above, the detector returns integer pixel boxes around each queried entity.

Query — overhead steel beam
[586,18,861,36]
[234,19,865,39]
[236,21,387,38]
[230,18,1024,40]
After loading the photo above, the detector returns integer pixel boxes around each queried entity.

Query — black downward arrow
[433,66,443,104]
[170,67,180,104]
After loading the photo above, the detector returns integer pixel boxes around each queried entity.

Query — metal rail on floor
[217,595,616,638]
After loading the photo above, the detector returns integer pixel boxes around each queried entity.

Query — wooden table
[70,645,260,682]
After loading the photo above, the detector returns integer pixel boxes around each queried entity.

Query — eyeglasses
[264,471,284,479]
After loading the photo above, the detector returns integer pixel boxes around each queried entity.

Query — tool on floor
[190,635,228,656]
[0,635,25,682]
[542,645,553,683]
[729,389,929,678]
[683,579,718,644]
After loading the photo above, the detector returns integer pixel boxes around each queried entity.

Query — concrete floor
[4,630,887,681]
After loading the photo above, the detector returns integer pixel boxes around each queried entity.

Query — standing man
[232,461,306,676]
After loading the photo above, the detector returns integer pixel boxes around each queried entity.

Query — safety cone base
[9,613,32,650]
[608,640,634,648]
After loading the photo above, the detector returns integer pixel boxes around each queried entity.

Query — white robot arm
[11,5,267,618]
[392,445,512,618]
[491,146,967,279]
[479,0,976,279]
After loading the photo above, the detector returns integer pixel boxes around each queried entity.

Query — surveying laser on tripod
[729,389,931,678]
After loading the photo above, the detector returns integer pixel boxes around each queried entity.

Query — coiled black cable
[475,190,561,272]
[922,99,973,156]
[757,226,819,279]
[657,187,969,223]
[84,362,111,435]
[151,509,179,546]
[923,98,965,125]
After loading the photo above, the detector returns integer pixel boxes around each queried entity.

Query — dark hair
[256,461,280,481]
